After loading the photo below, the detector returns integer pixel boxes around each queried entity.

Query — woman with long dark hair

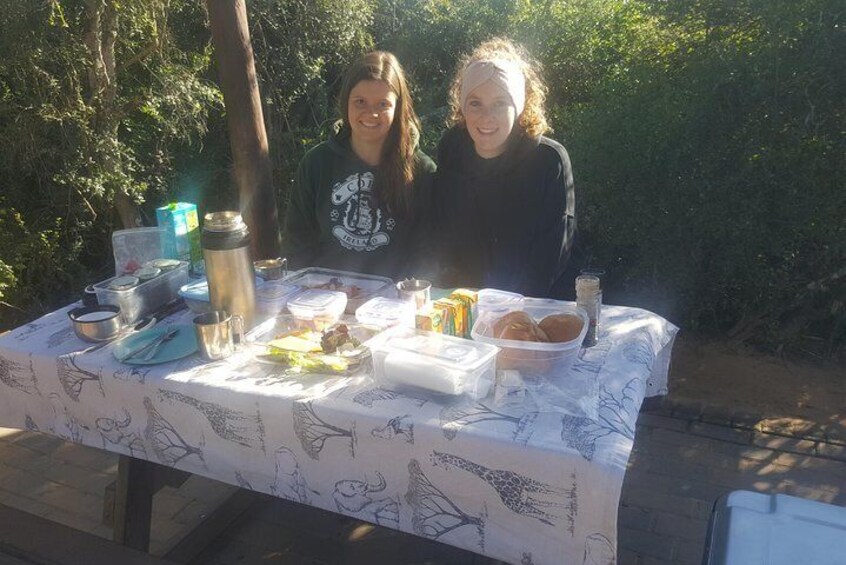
[282,51,435,279]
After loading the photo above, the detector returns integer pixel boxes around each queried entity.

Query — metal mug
[254,257,287,281]
[193,310,244,361]
[396,279,432,311]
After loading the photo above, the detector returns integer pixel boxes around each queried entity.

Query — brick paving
[2,406,845,564]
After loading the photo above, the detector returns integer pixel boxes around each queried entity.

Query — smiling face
[347,79,398,153]
[463,79,517,159]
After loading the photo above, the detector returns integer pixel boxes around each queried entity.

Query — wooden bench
[0,504,175,565]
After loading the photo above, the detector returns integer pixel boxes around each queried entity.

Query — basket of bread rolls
[470,301,589,378]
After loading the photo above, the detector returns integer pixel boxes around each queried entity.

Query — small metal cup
[193,310,244,361]
[396,279,432,311]
[254,257,287,281]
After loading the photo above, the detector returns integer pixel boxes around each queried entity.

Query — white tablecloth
[0,303,677,565]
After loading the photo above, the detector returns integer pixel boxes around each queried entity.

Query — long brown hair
[338,51,421,218]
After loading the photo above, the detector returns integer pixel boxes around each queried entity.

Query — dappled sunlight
[604,315,666,339]
[347,523,377,542]
[0,427,24,439]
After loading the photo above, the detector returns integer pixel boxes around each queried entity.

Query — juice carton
[415,305,444,333]
[156,202,200,264]
[433,298,464,337]
[449,289,478,338]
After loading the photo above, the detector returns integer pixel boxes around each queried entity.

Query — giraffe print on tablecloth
[431,451,571,526]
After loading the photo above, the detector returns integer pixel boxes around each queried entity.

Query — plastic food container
[111,227,167,275]
[477,288,524,319]
[247,315,377,354]
[286,289,347,330]
[367,327,499,399]
[255,281,302,322]
[471,303,589,378]
[179,276,267,315]
[355,297,415,328]
[282,268,394,313]
[178,278,214,314]
[94,261,189,324]
[246,314,380,375]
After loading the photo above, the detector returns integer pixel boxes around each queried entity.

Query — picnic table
[0,301,677,565]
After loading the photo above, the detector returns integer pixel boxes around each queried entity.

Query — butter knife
[118,328,177,362]
[141,328,180,361]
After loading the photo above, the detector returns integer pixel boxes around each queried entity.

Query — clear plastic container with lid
[255,281,302,322]
[111,227,167,275]
[355,297,415,328]
[471,302,589,379]
[281,267,394,313]
[366,327,499,400]
[286,289,347,330]
[472,302,595,418]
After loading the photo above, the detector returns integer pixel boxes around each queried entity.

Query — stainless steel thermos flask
[202,211,256,329]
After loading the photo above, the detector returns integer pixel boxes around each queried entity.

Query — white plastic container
[471,303,588,378]
[367,327,499,400]
[287,289,347,330]
[282,267,394,313]
[255,281,302,322]
[355,297,415,328]
[477,288,524,321]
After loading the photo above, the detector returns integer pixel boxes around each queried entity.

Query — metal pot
[68,305,123,342]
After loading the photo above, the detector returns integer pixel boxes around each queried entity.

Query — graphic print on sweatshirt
[330,172,393,252]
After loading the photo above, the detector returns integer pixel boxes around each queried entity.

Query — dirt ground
[669,334,845,429]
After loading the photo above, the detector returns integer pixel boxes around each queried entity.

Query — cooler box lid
[705,490,846,565]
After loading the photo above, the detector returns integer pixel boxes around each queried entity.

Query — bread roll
[490,311,551,372]
[538,314,584,343]
[492,311,549,342]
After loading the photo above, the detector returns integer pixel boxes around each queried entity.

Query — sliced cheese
[268,334,322,353]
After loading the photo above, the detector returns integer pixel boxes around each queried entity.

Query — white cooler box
[704,490,846,565]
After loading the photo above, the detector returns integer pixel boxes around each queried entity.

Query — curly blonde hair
[448,37,549,138]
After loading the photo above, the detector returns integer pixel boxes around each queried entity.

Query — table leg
[112,455,157,551]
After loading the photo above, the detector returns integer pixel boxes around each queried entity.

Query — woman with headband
[431,38,575,297]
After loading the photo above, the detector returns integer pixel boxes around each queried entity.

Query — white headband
[460,59,526,117]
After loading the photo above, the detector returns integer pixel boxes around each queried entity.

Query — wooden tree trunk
[206,0,281,260]
[84,0,143,229]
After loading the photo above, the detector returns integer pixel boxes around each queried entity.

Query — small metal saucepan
[68,305,156,343]
[68,305,123,342]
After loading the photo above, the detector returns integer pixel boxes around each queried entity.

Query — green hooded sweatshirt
[281,131,436,281]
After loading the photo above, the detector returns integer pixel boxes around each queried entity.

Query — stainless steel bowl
[68,305,122,342]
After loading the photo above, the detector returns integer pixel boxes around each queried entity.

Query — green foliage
[544,0,846,354]
[248,0,375,212]
[0,0,218,328]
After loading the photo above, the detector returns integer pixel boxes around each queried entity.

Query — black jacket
[432,126,575,297]
[281,131,436,280]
